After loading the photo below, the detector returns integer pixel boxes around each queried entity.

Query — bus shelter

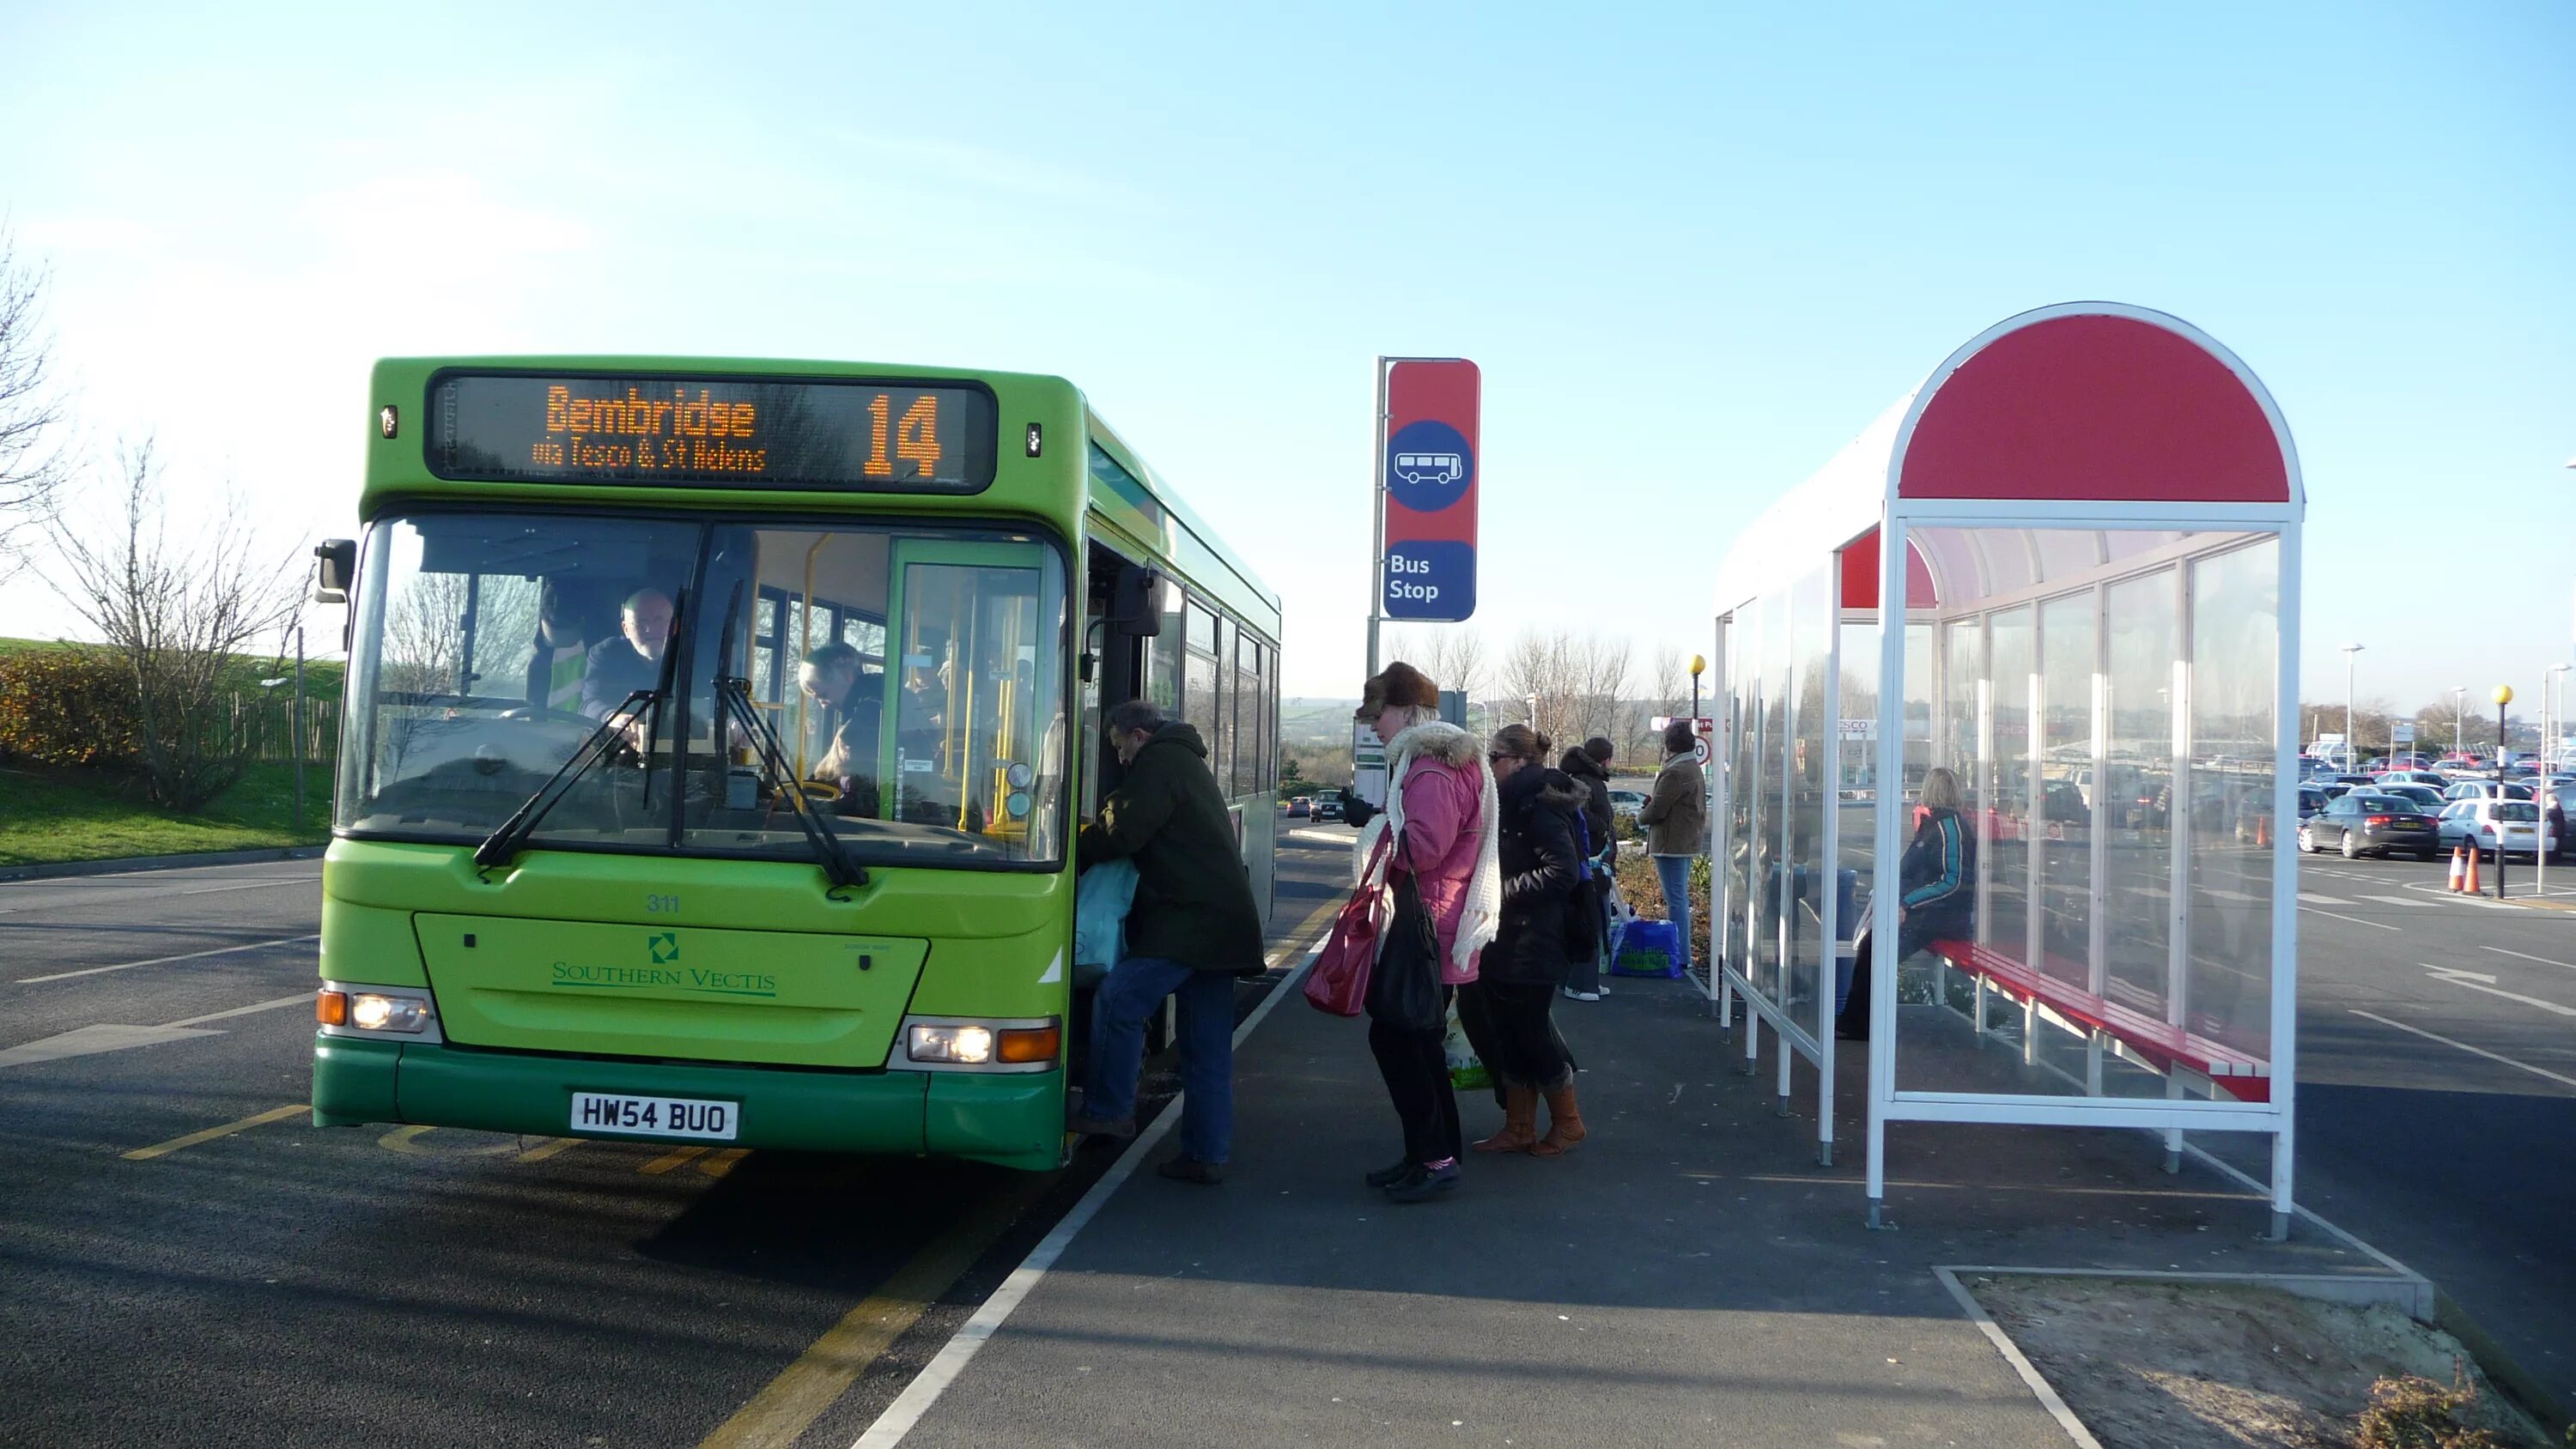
[1708,303,2303,1234]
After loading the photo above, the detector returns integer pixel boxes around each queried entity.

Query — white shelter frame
[1709,303,2304,1237]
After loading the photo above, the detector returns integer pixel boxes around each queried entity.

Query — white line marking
[1932,1267,2103,1449]
[2422,965,2576,1017]
[15,933,319,985]
[2299,906,2399,932]
[0,1023,220,1069]
[2482,945,2576,973]
[163,993,313,1028]
[851,938,1327,1449]
[2296,892,2351,906]
[177,880,312,897]
[2364,892,2514,912]
[2348,1009,2576,1091]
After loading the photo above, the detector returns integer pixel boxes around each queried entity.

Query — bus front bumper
[313,1035,1064,1170]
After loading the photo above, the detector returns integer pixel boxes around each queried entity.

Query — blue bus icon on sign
[1393,452,1464,487]
[1385,420,1474,512]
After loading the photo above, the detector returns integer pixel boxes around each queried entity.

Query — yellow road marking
[124,1103,307,1161]
[1265,894,1343,968]
[378,1125,519,1157]
[696,1147,750,1178]
[641,1144,711,1174]
[516,1137,585,1162]
[697,1174,1053,1449]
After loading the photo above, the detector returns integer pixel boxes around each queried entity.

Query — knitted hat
[1358,661,1441,718]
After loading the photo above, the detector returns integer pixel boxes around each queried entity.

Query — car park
[2437,798,2554,859]
[2299,791,2441,860]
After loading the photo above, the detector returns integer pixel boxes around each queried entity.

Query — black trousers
[1836,915,1956,1039]
[1456,979,1575,1100]
[1368,986,1460,1166]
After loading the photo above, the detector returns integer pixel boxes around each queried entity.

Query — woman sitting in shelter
[1835,766,1976,1040]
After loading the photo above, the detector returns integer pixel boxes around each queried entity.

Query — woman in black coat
[1459,724,1589,1156]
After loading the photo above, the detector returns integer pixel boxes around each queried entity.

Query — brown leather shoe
[1472,1085,1540,1153]
[1530,1082,1588,1156]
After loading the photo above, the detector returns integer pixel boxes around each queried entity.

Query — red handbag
[1305,833,1394,1016]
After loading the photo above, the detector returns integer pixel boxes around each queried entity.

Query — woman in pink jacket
[1348,663,1500,1203]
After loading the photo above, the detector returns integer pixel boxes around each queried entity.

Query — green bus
[309,359,1280,1171]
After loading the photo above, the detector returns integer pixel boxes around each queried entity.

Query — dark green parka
[1077,723,1266,975]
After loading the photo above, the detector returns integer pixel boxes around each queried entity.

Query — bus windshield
[337,510,1070,867]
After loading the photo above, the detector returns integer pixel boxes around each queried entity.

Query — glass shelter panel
[2103,570,2178,1022]
[1722,610,1756,979]
[1752,596,1789,1003]
[2186,540,2279,1057]
[1786,564,1832,1029]
[2037,591,2096,988]
[1985,607,2033,963]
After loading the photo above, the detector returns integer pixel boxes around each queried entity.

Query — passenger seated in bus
[797,641,884,816]
[522,579,594,714]
[580,587,676,732]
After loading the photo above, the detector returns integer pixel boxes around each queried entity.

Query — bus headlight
[349,992,434,1034]
[319,982,440,1040]
[896,1016,1059,1072]
[909,1023,995,1064]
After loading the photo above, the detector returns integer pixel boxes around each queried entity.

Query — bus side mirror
[314,539,356,603]
[1111,565,1166,636]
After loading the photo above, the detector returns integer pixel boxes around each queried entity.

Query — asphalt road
[2271,850,2576,1415]
[5,830,2569,1443]
[0,836,1352,1449]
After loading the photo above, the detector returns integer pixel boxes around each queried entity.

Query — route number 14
[865,395,941,478]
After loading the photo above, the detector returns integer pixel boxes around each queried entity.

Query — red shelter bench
[1926,938,2269,1103]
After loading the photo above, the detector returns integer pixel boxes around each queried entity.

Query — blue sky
[2,2,2570,710]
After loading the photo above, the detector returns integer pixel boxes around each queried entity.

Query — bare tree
[0,222,68,577]
[1502,628,1633,754]
[44,439,305,811]
[1386,625,1488,702]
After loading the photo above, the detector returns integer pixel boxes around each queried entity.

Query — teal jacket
[1078,724,1266,975]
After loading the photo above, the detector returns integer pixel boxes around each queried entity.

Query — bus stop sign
[1379,358,1479,621]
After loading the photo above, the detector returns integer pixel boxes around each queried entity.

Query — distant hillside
[1281,699,1359,746]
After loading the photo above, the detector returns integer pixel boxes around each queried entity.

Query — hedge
[0,649,142,768]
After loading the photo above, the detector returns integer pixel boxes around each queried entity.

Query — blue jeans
[1653,854,1695,977]
[1085,955,1236,1164]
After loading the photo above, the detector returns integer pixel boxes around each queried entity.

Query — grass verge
[0,760,331,865]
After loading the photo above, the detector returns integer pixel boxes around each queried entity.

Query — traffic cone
[2464,844,2482,895]
[2448,844,2468,893]
[2256,814,2271,848]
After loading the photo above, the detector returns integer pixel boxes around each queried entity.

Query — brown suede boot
[1471,1085,1539,1153]
[1531,1082,1588,1156]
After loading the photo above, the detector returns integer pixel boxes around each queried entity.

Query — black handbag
[1364,869,1445,1033]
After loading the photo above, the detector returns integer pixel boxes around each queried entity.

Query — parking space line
[2300,906,2399,932]
[164,993,314,1028]
[697,1173,1053,1449]
[123,1103,308,1161]
[516,1137,585,1162]
[2482,946,2576,973]
[2349,1009,2576,1092]
[15,933,319,985]
[696,1147,750,1178]
[641,1145,711,1174]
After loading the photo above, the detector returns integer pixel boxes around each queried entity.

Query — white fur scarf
[1352,722,1502,975]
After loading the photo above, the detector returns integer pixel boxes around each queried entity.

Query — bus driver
[580,587,676,734]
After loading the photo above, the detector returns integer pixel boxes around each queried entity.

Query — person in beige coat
[1635,718,1709,977]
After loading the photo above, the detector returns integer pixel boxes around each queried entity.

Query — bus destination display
[427,373,997,492]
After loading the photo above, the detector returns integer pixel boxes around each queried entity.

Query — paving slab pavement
[879,974,2388,1447]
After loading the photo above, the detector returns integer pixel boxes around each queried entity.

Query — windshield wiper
[706,579,866,895]
[472,690,657,872]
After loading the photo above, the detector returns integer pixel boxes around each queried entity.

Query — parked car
[1285,796,1312,818]
[2372,783,2445,813]
[2299,791,2442,860]
[1310,792,1345,822]
[1607,788,1649,822]
[2442,779,2536,803]
[2296,785,2329,822]
[2437,798,2554,859]
[2373,770,2447,787]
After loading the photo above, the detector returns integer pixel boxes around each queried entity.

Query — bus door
[882,539,1055,846]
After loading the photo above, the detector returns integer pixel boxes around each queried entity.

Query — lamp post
[2454,685,2467,761]
[2340,643,2364,770]
[1689,652,1706,725]
[2494,683,2514,898]
[2544,665,2570,898]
